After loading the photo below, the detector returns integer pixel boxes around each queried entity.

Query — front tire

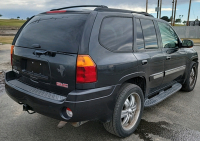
[103,83,144,137]
[182,61,198,92]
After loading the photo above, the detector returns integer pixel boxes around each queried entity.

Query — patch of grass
[181,38,200,44]
[0,19,26,28]
[174,24,185,26]
[0,36,14,44]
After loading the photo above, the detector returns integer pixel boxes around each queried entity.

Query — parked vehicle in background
[5,5,198,137]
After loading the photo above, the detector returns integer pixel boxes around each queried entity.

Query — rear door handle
[166,56,171,60]
[142,60,148,65]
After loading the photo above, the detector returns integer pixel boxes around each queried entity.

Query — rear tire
[103,83,144,137]
[181,62,198,92]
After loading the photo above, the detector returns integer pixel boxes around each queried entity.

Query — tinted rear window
[99,17,133,52]
[15,14,88,53]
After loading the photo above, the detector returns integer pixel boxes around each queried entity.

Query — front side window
[140,19,158,49]
[100,17,133,52]
[158,22,178,48]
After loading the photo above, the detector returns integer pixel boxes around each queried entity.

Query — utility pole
[157,0,160,18]
[171,0,175,26]
[173,0,177,26]
[146,0,148,13]
[187,0,192,26]
[159,0,162,18]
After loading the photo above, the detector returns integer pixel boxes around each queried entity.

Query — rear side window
[16,14,88,53]
[140,19,158,49]
[136,19,145,50]
[99,17,133,52]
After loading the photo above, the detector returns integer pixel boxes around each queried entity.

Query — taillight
[76,55,97,83]
[11,45,14,65]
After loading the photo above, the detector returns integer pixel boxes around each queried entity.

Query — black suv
[5,5,198,137]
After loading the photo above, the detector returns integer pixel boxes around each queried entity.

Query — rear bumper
[5,71,119,122]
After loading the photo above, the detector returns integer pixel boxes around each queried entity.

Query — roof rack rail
[50,5,108,11]
[132,12,154,17]
[94,8,154,17]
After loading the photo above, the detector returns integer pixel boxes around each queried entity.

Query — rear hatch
[12,13,88,96]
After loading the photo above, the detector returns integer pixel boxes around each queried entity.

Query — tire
[181,61,198,92]
[103,83,144,137]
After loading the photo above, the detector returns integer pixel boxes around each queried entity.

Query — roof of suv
[43,5,154,17]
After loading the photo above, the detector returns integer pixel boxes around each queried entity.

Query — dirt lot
[1,44,200,141]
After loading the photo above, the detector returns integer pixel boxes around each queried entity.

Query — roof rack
[50,5,108,11]
[50,5,153,17]
[94,8,154,17]
[133,12,154,17]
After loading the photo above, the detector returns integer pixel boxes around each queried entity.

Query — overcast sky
[0,0,200,21]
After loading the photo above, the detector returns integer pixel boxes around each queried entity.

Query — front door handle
[142,60,148,65]
[166,56,171,60]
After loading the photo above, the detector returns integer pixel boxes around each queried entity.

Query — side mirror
[182,40,194,48]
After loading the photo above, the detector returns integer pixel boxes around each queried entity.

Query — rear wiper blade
[33,50,56,57]
[33,50,47,55]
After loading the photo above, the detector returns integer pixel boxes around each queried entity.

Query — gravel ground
[1,44,200,141]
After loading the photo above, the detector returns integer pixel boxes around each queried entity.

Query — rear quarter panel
[88,12,138,88]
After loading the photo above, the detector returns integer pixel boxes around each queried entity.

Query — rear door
[12,13,88,96]
[133,18,165,96]
[157,22,186,84]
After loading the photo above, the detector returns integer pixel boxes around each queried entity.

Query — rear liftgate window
[15,14,88,53]
[99,17,133,52]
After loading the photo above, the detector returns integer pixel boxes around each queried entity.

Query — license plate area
[21,58,50,82]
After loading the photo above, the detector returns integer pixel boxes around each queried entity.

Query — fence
[173,26,200,39]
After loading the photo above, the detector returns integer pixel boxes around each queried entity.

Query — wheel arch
[118,72,147,98]
[192,58,198,63]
